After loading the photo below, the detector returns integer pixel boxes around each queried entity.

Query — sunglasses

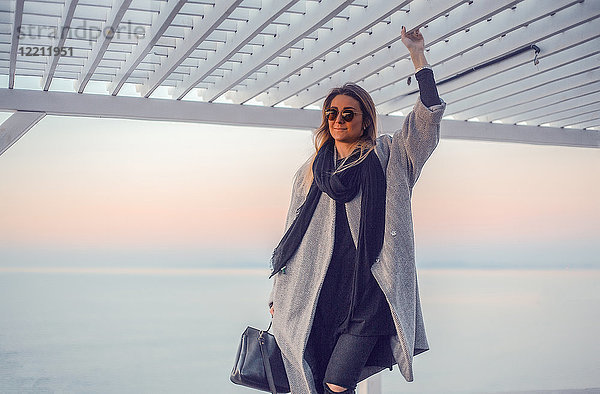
[325,108,362,122]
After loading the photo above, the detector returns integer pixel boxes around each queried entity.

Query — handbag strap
[258,331,277,394]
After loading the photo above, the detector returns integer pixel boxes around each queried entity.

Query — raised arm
[391,26,445,187]
[401,26,441,107]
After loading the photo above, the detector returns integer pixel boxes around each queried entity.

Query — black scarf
[269,138,385,278]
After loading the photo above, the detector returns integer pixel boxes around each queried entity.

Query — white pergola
[0,1,598,392]
[0,0,599,156]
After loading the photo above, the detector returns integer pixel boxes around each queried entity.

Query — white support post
[108,0,188,96]
[41,0,79,91]
[357,374,382,394]
[138,0,244,98]
[0,111,46,156]
[75,0,133,93]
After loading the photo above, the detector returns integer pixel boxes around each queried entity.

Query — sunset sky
[0,111,598,269]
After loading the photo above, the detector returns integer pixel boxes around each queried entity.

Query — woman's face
[327,94,364,146]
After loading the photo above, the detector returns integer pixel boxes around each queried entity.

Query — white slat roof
[0,0,599,147]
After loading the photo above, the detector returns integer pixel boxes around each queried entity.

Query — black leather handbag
[230,321,290,393]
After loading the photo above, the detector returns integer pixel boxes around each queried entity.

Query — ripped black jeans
[308,331,382,393]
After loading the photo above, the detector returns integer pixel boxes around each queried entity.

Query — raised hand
[401,26,429,70]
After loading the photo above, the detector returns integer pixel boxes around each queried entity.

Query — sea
[1,267,599,394]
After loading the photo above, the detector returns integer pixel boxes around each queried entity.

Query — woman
[268,27,445,394]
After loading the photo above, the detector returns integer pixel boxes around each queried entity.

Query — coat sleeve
[384,97,445,188]
[268,159,311,307]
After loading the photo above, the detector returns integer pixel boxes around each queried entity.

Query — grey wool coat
[268,97,446,393]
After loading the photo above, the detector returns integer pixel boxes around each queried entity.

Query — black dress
[305,158,396,393]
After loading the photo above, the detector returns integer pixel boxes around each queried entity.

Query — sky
[0,111,598,269]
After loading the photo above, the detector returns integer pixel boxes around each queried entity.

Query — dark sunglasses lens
[326,109,338,121]
[341,111,354,122]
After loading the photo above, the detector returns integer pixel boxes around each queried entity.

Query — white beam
[448,56,600,120]
[436,117,600,148]
[75,0,133,93]
[0,89,598,148]
[384,19,600,115]
[200,0,355,102]
[481,80,600,124]
[172,0,298,100]
[139,0,244,98]
[502,91,600,125]
[375,0,590,114]
[276,0,478,108]
[9,0,25,89]
[41,0,79,91]
[0,111,46,156]
[227,1,411,104]
[108,0,188,96]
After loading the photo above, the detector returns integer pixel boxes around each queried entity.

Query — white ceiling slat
[9,0,25,89]
[171,0,298,100]
[108,0,189,96]
[435,39,600,119]
[21,1,63,16]
[139,0,244,98]
[41,0,80,91]
[75,0,133,93]
[550,111,600,129]
[200,0,356,103]
[227,1,411,104]
[497,82,600,124]
[262,0,473,108]
[567,119,600,130]
[373,0,587,113]
[521,100,600,127]
[446,54,600,119]
[448,66,600,121]
[386,18,600,116]
[284,0,520,109]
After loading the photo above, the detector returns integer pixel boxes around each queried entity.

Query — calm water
[0,268,598,393]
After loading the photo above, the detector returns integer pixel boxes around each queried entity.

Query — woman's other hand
[401,26,429,69]
[269,305,274,317]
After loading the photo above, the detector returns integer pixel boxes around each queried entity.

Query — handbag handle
[258,329,277,394]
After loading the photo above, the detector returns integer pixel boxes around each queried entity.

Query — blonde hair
[299,83,378,193]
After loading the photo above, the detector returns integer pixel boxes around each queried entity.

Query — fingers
[402,27,419,40]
